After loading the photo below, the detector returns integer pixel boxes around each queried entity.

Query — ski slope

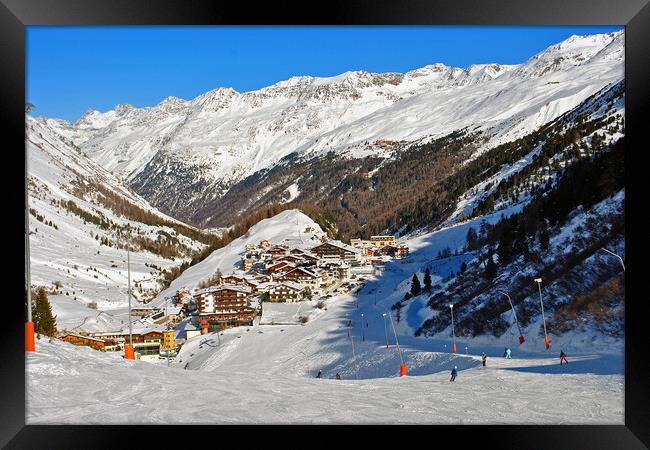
[26,291,623,424]
[26,205,623,424]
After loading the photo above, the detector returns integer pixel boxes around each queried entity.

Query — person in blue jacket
[450,366,458,382]
[505,348,512,359]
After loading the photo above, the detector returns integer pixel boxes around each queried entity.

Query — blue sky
[27,26,623,121]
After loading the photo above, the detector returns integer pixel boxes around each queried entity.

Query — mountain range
[34,31,623,226]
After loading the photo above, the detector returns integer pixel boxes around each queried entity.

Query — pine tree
[410,274,422,297]
[460,261,467,273]
[465,227,478,251]
[539,222,550,251]
[423,268,432,292]
[34,288,57,338]
[484,255,497,280]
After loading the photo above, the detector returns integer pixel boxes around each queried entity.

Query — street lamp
[124,236,135,360]
[382,313,389,348]
[349,334,360,380]
[361,313,365,341]
[25,157,35,352]
[449,304,457,353]
[386,310,407,376]
[534,278,549,350]
[499,291,525,344]
[600,248,625,272]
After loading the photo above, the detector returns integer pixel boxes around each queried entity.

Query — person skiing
[560,350,569,365]
[336,372,341,380]
[450,366,458,382]
[316,370,322,378]
[481,352,487,367]
[503,347,508,357]
[505,348,512,359]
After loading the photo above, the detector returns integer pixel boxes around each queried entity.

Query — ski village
[57,233,409,361]
[24,30,625,424]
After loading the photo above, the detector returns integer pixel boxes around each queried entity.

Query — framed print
[2,0,648,447]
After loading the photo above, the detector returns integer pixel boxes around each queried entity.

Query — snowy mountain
[37,31,624,224]
[26,116,214,331]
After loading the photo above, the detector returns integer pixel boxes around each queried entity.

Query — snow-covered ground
[26,204,623,424]
[27,286,623,424]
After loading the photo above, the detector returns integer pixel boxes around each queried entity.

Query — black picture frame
[2,0,648,447]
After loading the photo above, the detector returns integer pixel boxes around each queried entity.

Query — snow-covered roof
[273,281,306,291]
[313,240,361,254]
[282,267,318,278]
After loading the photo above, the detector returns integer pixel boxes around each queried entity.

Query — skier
[481,353,487,367]
[450,366,458,382]
[505,348,512,359]
[336,372,341,380]
[560,350,569,365]
[316,370,322,378]
[503,347,508,357]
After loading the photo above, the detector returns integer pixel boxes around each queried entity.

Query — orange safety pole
[124,344,135,360]
[25,322,35,352]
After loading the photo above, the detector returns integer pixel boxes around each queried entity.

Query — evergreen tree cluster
[25,288,57,338]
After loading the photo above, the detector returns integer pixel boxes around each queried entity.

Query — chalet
[199,307,256,331]
[221,274,243,285]
[260,239,270,248]
[350,238,372,248]
[89,329,164,345]
[243,257,255,271]
[276,267,322,293]
[59,333,114,352]
[197,285,256,330]
[130,306,158,318]
[397,244,409,258]
[357,246,375,257]
[332,262,351,280]
[176,289,193,307]
[376,245,399,257]
[251,273,272,284]
[268,282,306,303]
[311,240,361,262]
[133,342,162,361]
[164,306,182,321]
[370,235,397,247]
[272,254,305,265]
[267,245,289,257]
[221,274,259,290]
[197,285,252,314]
[299,252,320,266]
[255,281,278,294]
[266,261,295,274]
